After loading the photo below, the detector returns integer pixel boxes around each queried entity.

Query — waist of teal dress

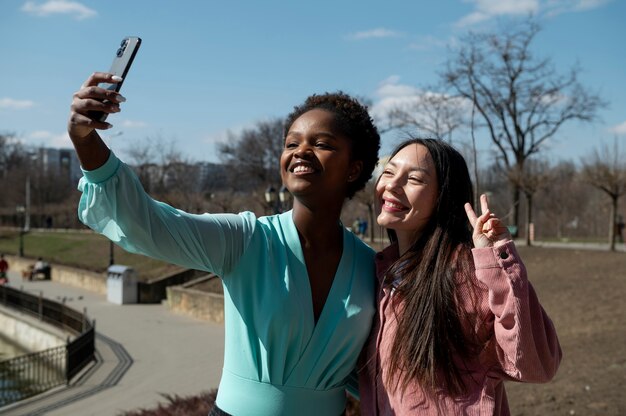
[216,369,347,416]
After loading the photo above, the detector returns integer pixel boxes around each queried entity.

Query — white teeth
[293,165,314,174]
[384,200,404,210]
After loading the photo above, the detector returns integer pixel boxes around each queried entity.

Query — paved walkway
[1,271,225,416]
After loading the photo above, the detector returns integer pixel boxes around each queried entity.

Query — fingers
[71,96,120,116]
[73,85,126,104]
[69,73,126,138]
[480,193,489,216]
[464,202,478,227]
[81,72,123,88]
[68,112,112,131]
[483,218,509,234]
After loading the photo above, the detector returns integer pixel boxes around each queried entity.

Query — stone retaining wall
[5,255,106,294]
[5,255,220,313]
[0,305,67,352]
[165,276,224,323]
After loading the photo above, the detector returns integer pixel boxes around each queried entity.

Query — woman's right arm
[68,73,253,275]
[67,72,124,170]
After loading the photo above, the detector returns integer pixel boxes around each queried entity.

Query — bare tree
[379,87,466,142]
[536,161,589,240]
[125,136,156,192]
[442,18,606,234]
[0,134,30,212]
[581,140,626,251]
[123,135,214,212]
[508,158,551,245]
[218,118,284,192]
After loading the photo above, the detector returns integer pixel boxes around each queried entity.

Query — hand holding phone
[87,36,141,122]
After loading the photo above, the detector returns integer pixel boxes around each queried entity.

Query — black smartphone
[89,36,142,122]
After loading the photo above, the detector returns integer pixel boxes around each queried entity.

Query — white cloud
[21,0,97,20]
[544,0,612,16]
[0,97,35,110]
[609,121,626,136]
[455,0,610,26]
[120,119,147,129]
[346,28,402,41]
[573,0,608,9]
[457,0,539,27]
[370,76,422,122]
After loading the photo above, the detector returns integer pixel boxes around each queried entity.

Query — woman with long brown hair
[358,138,561,415]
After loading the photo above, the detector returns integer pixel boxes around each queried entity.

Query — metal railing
[0,345,66,407]
[0,285,95,407]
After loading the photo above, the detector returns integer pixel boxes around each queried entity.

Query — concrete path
[1,270,225,416]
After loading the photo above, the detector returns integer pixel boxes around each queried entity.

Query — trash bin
[107,265,138,305]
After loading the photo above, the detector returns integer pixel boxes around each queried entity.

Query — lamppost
[265,185,292,214]
[109,241,115,266]
[265,186,278,214]
[16,205,26,257]
[278,185,292,212]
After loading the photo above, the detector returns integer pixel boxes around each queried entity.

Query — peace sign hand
[464,194,512,248]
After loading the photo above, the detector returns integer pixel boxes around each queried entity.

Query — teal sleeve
[77,152,254,275]
[345,369,360,400]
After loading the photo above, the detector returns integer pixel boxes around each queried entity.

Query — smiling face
[280,109,362,206]
[376,143,439,244]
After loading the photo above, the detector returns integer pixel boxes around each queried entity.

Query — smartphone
[89,36,142,122]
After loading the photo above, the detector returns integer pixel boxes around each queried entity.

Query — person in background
[0,254,9,285]
[31,257,51,280]
[359,138,561,415]
[359,219,368,239]
[67,71,381,416]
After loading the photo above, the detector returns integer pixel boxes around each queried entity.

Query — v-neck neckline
[282,211,349,332]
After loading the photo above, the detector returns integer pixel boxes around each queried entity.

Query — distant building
[35,147,82,184]
[128,160,231,194]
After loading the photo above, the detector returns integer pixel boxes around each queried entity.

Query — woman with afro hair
[68,71,381,416]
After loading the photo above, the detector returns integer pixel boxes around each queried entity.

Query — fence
[0,285,95,407]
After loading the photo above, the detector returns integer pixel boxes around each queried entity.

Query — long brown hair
[383,138,480,396]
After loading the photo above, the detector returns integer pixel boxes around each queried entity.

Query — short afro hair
[284,91,381,199]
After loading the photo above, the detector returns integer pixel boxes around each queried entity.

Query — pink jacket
[358,241,562,415]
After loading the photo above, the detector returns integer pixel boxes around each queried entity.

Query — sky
[1,0,625,164]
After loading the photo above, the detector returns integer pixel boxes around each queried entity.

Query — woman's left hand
[464,194,512,248]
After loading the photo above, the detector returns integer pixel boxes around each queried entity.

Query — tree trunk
[511,185,521,238]
[609,196,617,251]
[525,192,533,246]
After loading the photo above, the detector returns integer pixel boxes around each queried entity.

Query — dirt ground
[504,246,626,416]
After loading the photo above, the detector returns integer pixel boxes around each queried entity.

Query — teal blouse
[77,152,375,416]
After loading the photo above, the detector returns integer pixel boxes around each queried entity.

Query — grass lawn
[0,228,183,281]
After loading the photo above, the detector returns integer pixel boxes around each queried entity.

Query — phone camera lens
[116,48,124,57]
[121,40,127,47]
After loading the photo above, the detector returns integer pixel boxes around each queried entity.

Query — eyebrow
[387,160,433,176]
[285,131,339,140]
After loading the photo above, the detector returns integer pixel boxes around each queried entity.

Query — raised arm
[68,72,253,276]
[67,72,125,170]
[466,194,562,382]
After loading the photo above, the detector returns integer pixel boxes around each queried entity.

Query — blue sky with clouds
[1,0,624,163]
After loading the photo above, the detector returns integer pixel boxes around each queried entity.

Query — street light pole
[19,230,24,257]
[265,185,278,215]
[16,205,26,257]
[109,241,115,266]
[278,185,292,213]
